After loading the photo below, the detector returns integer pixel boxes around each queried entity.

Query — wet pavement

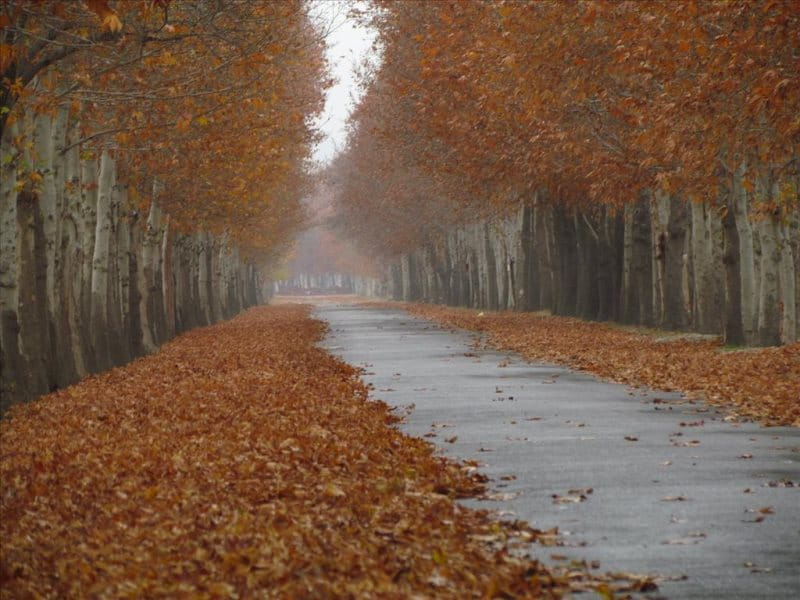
[316,303,800,599]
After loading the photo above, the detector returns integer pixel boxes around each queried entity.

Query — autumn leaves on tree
[331,0,799,348]
[1,0,327,409]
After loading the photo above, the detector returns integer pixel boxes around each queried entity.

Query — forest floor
[0,305,651,598]
[392,304,799,427]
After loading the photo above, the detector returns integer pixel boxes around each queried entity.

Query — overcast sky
[310,1,379,165]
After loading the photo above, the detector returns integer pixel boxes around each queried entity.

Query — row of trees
[1,0,327,410]
[332,0,799,346]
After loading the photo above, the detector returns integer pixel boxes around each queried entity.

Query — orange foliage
[3,0,328,263]
[336,0,800,258]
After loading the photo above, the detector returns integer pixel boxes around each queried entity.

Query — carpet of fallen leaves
[404,304,800,427]
[0,305,652,598]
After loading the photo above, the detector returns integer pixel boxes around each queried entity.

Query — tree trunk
[90,151,114,372]
[33,110,66,387]
[631,197,652,325]
[722,192,745,345]
[61,117,87,379]
[17,185,50,398]
[147,186,167,345]
[197,232,212,325]
[51,106,77,386]
[690,200,718,333]
[0,122,25,411]
[651,190,670,327]
[115,186,132,364]
[161,216,176,339]
[128,211,145,356]
[79,154,98,371]
[138,197,159,353]
[536,202,554,311]
[756,215,782,346]
[777,220,797,344]
[664,195,690,330]
[732,162,757,343]
[210,235,224,322]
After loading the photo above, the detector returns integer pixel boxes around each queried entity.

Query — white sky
[310,0,379,164]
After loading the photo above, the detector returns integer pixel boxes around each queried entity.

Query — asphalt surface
[316,303,800,599]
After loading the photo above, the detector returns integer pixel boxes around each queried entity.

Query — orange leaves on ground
[405,305,800,427]
[1,305,633,597]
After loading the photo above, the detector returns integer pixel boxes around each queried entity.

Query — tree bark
[161,216,176,339]
[778,220,797,344]
[90,150,114,372]
[0,122,25,411]
[79,154,98,371]
[732,162,757,343]
[651,189,670,327]
[664,195,690,329]
[756,215,782,346]
[722,192,745,345]
[138,197,159,353]
[115,185,132,364]
[61,116,87,379]
[690,200,718,332]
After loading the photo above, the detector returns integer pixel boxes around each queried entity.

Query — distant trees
[333,0,799,346]
[1,0,327,409]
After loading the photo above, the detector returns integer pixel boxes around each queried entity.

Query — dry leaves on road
[1,305,648,598]
[404,305,800,427]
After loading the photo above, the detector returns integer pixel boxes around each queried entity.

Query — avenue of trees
[1,0,326,410]
[331,0,799,347]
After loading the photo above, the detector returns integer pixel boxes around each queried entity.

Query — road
[316,302,800,599]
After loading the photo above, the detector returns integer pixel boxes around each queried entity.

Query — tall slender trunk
[778,220,797,344]
[632,197,653,325]
[621,202,635,322]
[147,184,167,345]
[115,185,132,364]
[722,191,745,345]
[33,111,62,387]
[51,106,76,385]
[690,200,718,333]
[79,154,98,371]
[105,178,126,366]
[210,235,223,322]
[62,117,86,378]
[197,232,212,324]
[90,151,114,371]
[138,197,159,353]
[0,123,25,411]
[536,202,553,310]
[17,112,50,397]
[162,217,176,340]
[17,181,50,397]
[128,212,145,356]
[732,162,757,343]
[664,195,690,330]
[756,215,782,346]
[651,189,670,327]
[484,222,498,310]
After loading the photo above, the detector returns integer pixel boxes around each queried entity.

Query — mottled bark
[90,150,114,372]
[0,123,24,410]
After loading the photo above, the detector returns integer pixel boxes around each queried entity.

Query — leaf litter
[403,304,800,426]
[0,305,655,598]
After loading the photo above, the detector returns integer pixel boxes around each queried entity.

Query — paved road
[316,303,800,599]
